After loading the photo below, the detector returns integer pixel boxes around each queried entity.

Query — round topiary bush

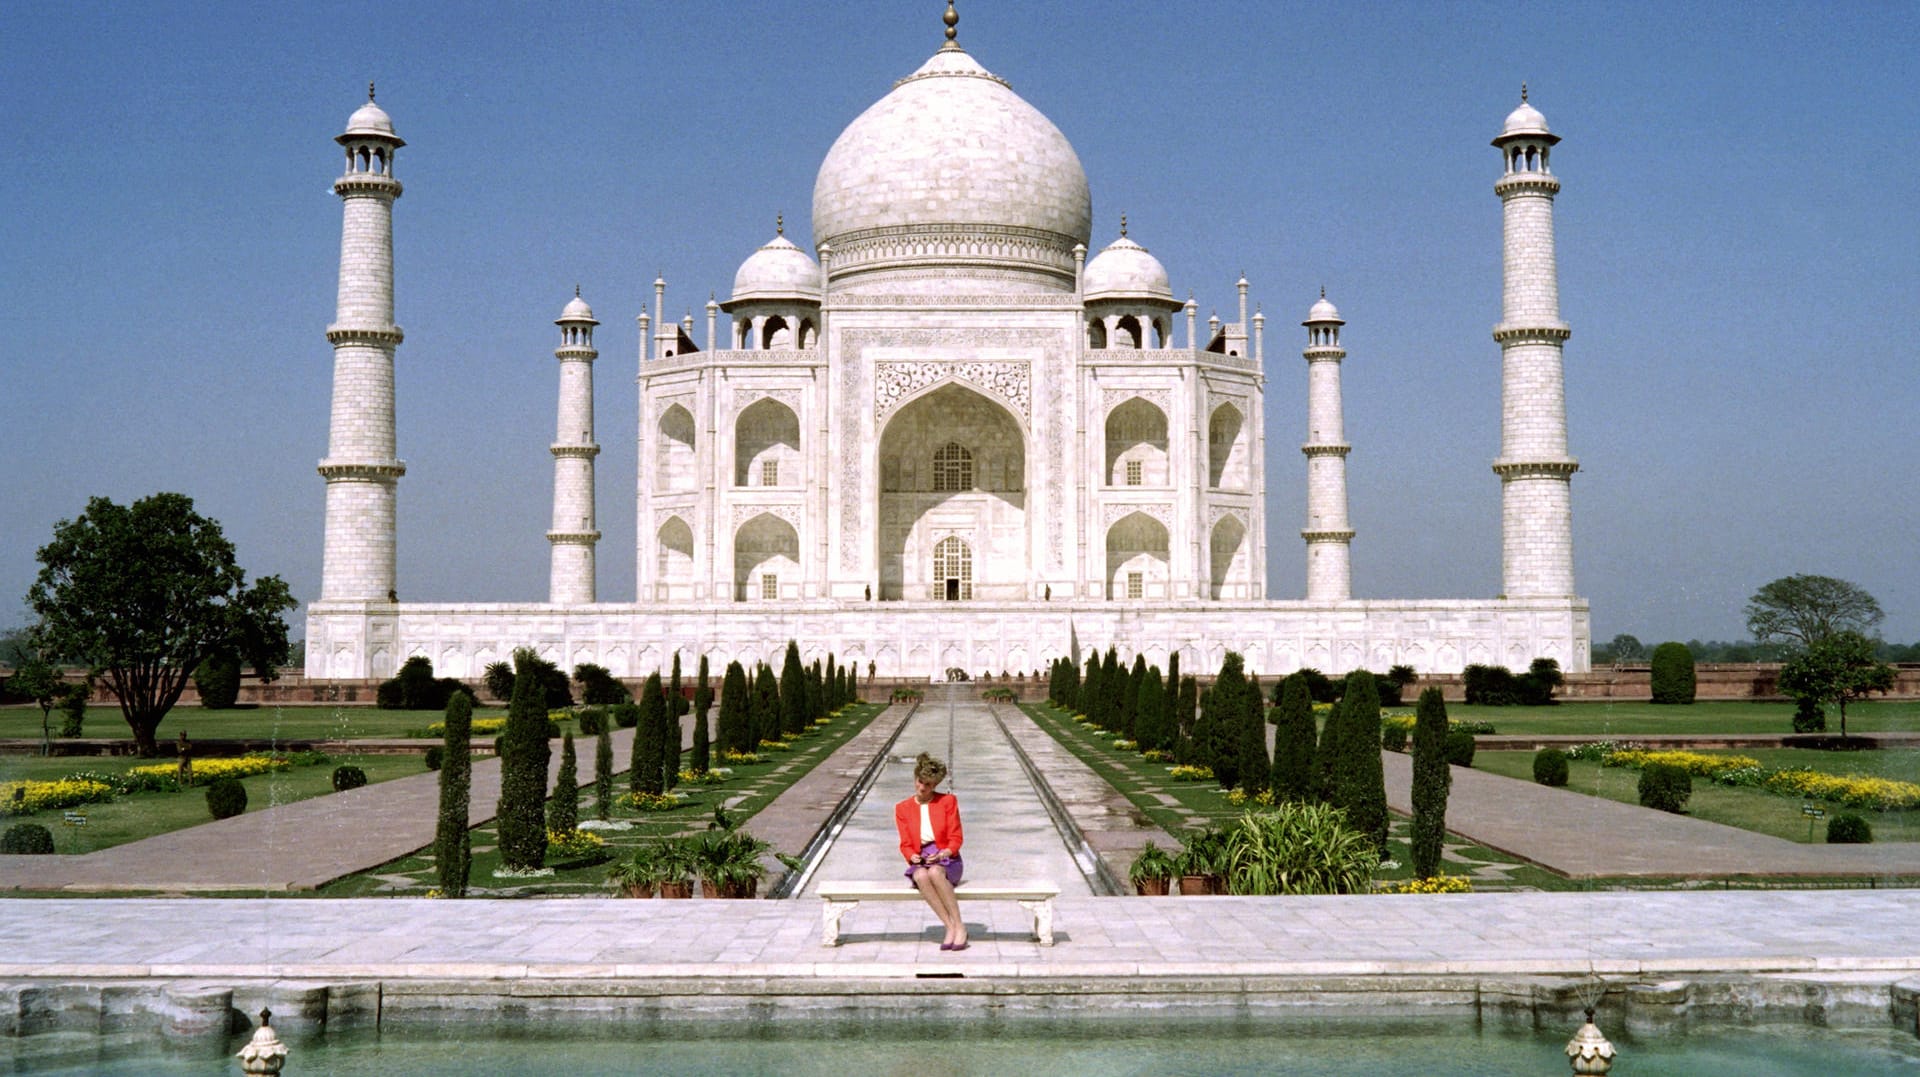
[424,745,444,771]
[331,764,368,792]
[578,707,608,736]
[1637,762,1692,813]
[1380,723,1409,753]
[1443,728,1477,768]
[193,653,243,710]
[2,823,56,855]
[612,703,640,729]
[1649,642,1696,704]
[1532,748,1570,787]
[206,778,248,820]
[1826,813,1873,844]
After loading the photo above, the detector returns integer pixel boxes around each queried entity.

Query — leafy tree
[548,731,579,834]
[692,655,713,773]
[1650,641,1696,704]
[573,662,631,706]
[633,673,667,795]
[1270,673,1316,803]
[780,641,807,737]
[1516,657,1563,706]
[1409,687,1451,878]
[495,651,551,870]
[718,660,749,754]
[483,661,516,702]
[1777,631,1896,738]
[593,718,614,821]
[1235,671,1269,794]
[57,682,87,737]
[1746,574,1884,649]
[435,690,473,896]
[7,652,62,755]
[1603,634,1645,662]
[25,493,294,755]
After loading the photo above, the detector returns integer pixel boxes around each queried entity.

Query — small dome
[1501,100,1549,138]
[559,292,596,323]
[1305,293,1342,324]
[1083,234,1172,303]
[342,98,400,142]
[729,233,823,305]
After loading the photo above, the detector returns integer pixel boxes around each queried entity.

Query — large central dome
[811,45,1092,293]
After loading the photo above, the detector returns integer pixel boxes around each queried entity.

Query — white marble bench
[816,880,1060,946]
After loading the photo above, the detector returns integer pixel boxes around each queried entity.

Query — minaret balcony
[1300,443,1351,458]
[318,459,406,481]
[1493,172,1560,197]
[332,174,403,198]
[1490,323,1571,345]
[1491,457,1580,479]
[549,444,600,459]
[326,325,405,346]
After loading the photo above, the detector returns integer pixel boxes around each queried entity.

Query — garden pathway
[1382,752,1920,878]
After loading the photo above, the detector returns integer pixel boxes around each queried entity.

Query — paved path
[1,890,1917,979]
[0,730,635,893]
[1383,752,1920,878]
[802,691,1093,895]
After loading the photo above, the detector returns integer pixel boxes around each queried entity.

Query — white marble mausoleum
[306,11,1590,683]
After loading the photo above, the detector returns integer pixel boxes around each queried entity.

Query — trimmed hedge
[1826,813,1873,844]
[331,765,368,792]
[193,654,242,710]
[1443,728,1477,768]
[1638,762,1692,813]
[424,745,444,771]
[1650,642,1696,704]
[1,823,55,855]
[1532,748,1570,787]
[206,778,248,820]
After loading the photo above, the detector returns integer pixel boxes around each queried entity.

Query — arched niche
[734,397,800,487]
[876,383,1026,601]
[1207,402,1247,489]
[733,512,798,601]
[658,404,696,491]
[1104,397,1169,486]
[657,515,694,583]
[1105,511,1170,600]
[1209,515,1247,600]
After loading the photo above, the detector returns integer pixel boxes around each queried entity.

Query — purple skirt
[904,842,963,888]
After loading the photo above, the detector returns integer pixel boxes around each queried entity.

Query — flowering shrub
[1762,770,1920,812]
[546,828,608,860]
[757,738,795,752]
[1111,739,1138,751]
[1604,749,1760,781]
[1311,702,1335,718]
[427,717,506,737]
[1168,764,1214,781]
[1225,787,1277,807]
[1394,874,1473,894]
[1141,749,1174,763]
[0,778,115,816]
[128,753,292,787]
[676,768,729,785]
[1564,741,1619,762]
[619,791,685,812]
[718,749,761,765]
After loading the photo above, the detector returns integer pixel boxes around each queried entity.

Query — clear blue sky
[3,1,1915,645]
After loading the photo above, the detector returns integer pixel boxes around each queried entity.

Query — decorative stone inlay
[652,395,696,428]
[738,387,802,412]
[1103,501,1171,529]
[1102,387,1171,414]
[833,291,1080,308]
[654,509,695,536]
[824,223,1078,283]
[1207,505,1248,531]
[732,501,802,531]
[874,360,1031,422]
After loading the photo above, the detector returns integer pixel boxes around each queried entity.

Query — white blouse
[919,801,936,844]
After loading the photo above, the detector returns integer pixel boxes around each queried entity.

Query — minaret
[1301,290,1354,601]
[548,289,601,604]
[319,85,406,603]
[1492,87,1578,597]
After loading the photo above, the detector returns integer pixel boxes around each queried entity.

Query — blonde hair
[913,752,948,785]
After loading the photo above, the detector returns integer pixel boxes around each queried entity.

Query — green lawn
[0,753,426,854]
[0,704,504,744]
[1439,698,1920,737]
[1476,750,1920,844]
[1020,703,1572,892]
[320,702,889,897]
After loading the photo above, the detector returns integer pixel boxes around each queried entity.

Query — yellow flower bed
[1395,874,1473,894]
[619,791,685,811]
[546,828,608,859]
[128,754,292,785]
[1762,770,1920,812]
[1168,764,1214,781]
[718,749,761,765]
[0,778,115,816]
[1603,749,1760,781]
[425,717,507,737]
[1225,787,1277,807]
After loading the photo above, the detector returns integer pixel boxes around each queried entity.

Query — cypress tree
[1334,670,1388,853]
[718,660,749,754]
[780,641,807,736]
[807,659,824,722]
[1082,656,1099,717]
[1122,654,1146,738]
[496,651,551,870]
[1064,656,1080,712]
[1270,672,1316,802]
[1199,653,1247,786]
[1172,675,1199,763]
[825,655,839,712]
[665,656,685,790]
[434,690,473,897]
[1135,665,1167,751]
[1102,648,1123,731]
[1237,671,1269,793]
[753,664,780,746]
[633,673,666,795]
[1316,685,1347,801]
[593,718,613,820]
[1167,651,1181,710]
[548,731,579,834]
[1410,686,1452,878]
[692,655,713,773]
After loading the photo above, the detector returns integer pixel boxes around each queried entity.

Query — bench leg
[1018,898,1055,946]
[822,900,857,947]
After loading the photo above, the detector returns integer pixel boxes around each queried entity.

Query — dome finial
[1320,285,1326,299]
[1119,213,1128,238]
[942,1,960,48]
[1521,81,1528,103]
[574,283,581,298]
[776,213,784,236]
[368,81,376,102]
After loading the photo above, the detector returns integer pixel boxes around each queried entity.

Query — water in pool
[7,1018,1918,1075]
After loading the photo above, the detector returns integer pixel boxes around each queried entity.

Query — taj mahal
[306,7,1589,683]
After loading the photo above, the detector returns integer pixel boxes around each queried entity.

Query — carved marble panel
[874,361,1031,423]
[1102,387,1171,414]
[1103,501,1172,530]
[732,501,802,531]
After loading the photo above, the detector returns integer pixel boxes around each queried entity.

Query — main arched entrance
[876,383,1026,601]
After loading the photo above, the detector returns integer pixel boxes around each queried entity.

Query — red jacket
[895,793,963,862]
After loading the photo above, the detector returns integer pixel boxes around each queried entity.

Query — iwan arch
[305,15,1589,683]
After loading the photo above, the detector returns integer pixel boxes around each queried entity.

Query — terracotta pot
[1178,874,1211,895]
[1208,873,1227,895]
[658,880,693,899]
[1134,877,1171,896]
[620,883,655,899]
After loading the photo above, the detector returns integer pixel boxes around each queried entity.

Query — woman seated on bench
[895,752,967,951]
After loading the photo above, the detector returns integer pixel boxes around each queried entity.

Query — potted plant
[1176,826,1227,895]
[1128,840,1176,896]
[607,845,661,899]
[656,838,698,899]
[695,812,773,898]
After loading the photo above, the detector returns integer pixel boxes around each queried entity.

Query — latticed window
[932,536,973,600]
[761,573,778,600]
[1127,572,1144,599]
[761,458,779,486]
[932,443,973,492]
[1125,459,1143,486]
